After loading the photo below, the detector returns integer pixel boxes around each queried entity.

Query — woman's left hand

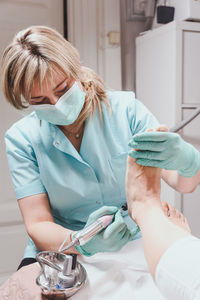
[128,128,200,178]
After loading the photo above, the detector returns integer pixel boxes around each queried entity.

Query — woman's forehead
[31,70,67,94]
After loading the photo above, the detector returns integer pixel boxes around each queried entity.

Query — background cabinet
[136,21,200,237]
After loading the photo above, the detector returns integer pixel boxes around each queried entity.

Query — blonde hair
[1,25,111,124]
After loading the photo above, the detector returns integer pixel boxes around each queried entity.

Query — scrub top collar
[49,116,91,165]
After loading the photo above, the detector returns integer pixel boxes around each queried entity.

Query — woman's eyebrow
[31,95,42,100]
[31,78,67,99]
[53,78,67,91]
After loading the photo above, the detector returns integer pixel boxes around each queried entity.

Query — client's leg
[126,156,191,279]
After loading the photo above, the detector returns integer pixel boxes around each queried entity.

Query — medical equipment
[121,203,128,211]
[36,251,87,298]
[169,107,200,133]
[58,214,113,253]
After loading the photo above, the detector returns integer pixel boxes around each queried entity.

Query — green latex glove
[128,131,200,177]
[74,206,132,256]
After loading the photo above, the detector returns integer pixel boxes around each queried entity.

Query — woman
[1,25,200,269]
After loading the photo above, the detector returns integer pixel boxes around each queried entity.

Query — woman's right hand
[74,206,132,256]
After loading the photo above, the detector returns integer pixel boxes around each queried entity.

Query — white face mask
[32,82,85,125]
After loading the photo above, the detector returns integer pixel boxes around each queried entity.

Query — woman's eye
[31,98,49,105]
[58,85,68,94]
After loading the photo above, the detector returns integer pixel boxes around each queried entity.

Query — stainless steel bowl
[36,251,87,298]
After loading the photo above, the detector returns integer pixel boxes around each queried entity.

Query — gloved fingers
[115,225,128,237]
[135,158,171,168]
[129,131,169,143]
[74,244,93,257]
[128,140,166,152]
[117,226,131,240]
[121,229,132,241]
[113,230,132,251]
[128,150,169,161]
[105,227,127,245]
[103,210,126,239]
[108,229,131,251]
[99,221,127,240]
[130,225,140,238]
[86,206,118,225]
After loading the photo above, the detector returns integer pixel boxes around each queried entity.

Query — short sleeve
[5,127,46,200]
[127,93,160,135]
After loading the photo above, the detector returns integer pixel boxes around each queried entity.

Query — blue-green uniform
[5,91,159,258]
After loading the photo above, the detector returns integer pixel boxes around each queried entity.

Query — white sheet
[72,238,165,300]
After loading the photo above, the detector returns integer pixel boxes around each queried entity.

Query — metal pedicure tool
[36,251,87,298]
[58,214,113,253]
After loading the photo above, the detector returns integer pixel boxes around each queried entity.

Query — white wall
[0,0,63,284]
[67,0,122,91]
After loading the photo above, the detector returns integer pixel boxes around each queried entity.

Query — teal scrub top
[5,91,159,258]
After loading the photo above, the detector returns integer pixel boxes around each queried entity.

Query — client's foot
[126,156,161,222]
[162,202,191,233]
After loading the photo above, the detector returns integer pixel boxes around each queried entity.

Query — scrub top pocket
[108,152,128,200]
